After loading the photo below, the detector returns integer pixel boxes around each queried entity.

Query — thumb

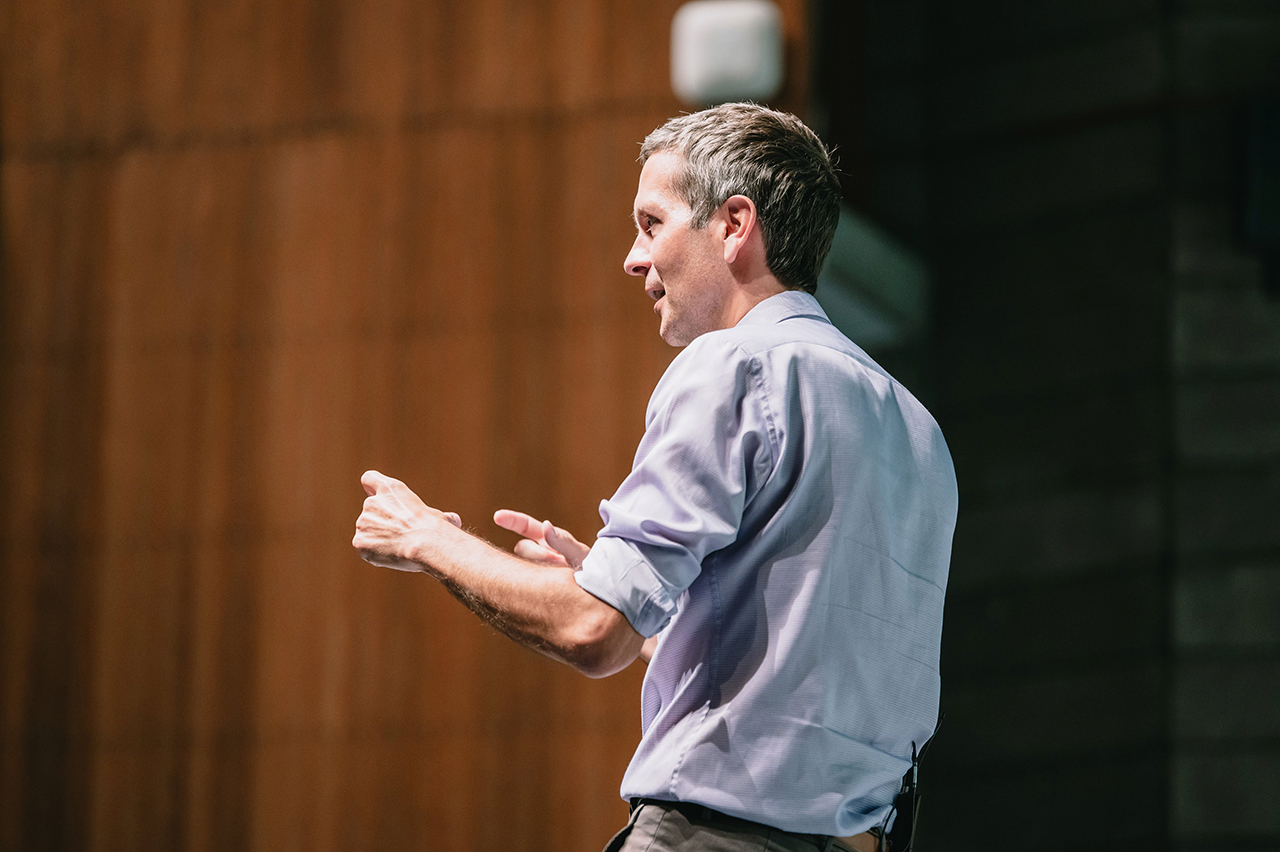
[361,469,393,497]
[443,511,462,528]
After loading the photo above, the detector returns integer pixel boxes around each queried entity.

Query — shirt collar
[735,289,831,328]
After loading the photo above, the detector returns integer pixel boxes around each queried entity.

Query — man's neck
[721,275,787,329]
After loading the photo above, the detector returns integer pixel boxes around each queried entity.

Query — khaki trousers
[602,801,866,852]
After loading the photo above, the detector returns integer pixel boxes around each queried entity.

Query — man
[353,103,958,852]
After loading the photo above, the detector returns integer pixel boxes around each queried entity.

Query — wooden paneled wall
[1,1,809,850]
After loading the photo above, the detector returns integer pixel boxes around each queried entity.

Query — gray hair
[639,103,841,293]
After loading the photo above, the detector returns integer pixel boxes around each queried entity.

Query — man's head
[637,103,840,294]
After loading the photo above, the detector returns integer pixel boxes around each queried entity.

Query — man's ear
[720,194,758,265]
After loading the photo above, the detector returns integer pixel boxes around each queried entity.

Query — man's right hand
[496,509,658,665]
[493,510,590,569]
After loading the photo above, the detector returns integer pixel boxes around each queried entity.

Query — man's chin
[658,322,691,348]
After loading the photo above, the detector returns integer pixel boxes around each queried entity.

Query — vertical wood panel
[1,158,115,852]
[2,1,810,849]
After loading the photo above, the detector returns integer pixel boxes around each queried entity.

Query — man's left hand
[493,509,589,568]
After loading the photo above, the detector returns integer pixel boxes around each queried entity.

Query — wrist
[404,513,465,573]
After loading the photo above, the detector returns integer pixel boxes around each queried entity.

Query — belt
[629,798,883,852]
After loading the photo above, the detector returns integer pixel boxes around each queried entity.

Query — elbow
[561,607,642,679]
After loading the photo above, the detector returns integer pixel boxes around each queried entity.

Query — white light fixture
[671,0,783,106]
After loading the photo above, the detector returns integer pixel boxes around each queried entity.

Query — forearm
[408,519,642,677]
[354,471,644,676]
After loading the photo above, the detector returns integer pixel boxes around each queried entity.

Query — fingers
[514,539,567,565]
[493,509,589,568]
[493,509,544,539]
[443,511,462,528]
[542,521,572,547]
[543,521,590,568]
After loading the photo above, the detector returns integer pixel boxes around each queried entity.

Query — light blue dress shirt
[575,290,958,837]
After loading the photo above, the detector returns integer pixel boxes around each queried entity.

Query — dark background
[813,2,1280,850]
[3,1,1279,850]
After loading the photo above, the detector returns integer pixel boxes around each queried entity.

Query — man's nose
[624,238,650,277]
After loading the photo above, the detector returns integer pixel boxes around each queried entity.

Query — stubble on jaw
[658,294,717,347]
[657,265,736,347]
[652,246,733,348]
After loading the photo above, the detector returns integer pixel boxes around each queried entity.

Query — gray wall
[815,2,1280,849]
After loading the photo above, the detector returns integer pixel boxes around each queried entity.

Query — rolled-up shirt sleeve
[575,335,776,637]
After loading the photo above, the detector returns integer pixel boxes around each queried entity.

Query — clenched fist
[352,470,462,572]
